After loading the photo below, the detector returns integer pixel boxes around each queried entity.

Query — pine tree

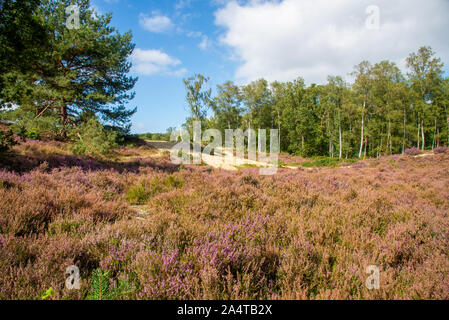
[2,0,137,135]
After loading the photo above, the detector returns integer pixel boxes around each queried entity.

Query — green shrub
[0,129,17,153]
[126,182,150,205]
[139,132,171,141]
[127,175,184,205]
[71,117,118,156]
[301,156,357,168]
[11,113,62,140]
[87,269,133,300]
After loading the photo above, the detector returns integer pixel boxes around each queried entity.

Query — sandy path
[146,141,275,170]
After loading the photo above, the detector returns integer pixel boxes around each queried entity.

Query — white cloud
[186,31,203,38]
[175,0,192,10]
[199,35,212,50]
[167,68,189,77]
[215,0,449,84]
[131,48,186,76]
[139,13,174,33]
[89,4,102,16]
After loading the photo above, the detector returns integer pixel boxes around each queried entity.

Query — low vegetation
[1,0,448,302]
[0,139,448,300]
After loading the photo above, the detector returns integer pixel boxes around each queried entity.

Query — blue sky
[91,0,237,133]
[90,0,449,134]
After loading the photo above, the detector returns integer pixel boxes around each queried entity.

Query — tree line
[183,47,448,158]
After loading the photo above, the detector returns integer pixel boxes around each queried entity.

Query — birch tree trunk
[358,99,366,158]
[417,121,420,149]
[432,118,437,149]
[447,113,449,145]
[402,108,406,154]
[339,125,342,159]
[421,120,425,150]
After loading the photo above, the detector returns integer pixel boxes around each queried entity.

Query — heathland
[1,1,449,300]
[0,138,448,299]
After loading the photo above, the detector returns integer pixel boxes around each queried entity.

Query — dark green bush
[71,117,119,156]
[11,113,62,140]
[0,129,17,153]
[301,156,357,168]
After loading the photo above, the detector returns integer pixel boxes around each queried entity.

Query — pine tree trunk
[60,105,67,139]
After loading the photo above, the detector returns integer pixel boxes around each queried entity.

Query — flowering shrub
[433,146,448,154]
[0,140,448,300]
[0,129,17,153]
[404,147,421,156]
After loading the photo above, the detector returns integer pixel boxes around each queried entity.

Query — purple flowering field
[0,139,448,300]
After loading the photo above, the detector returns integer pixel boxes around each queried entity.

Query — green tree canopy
[1,0,137,135]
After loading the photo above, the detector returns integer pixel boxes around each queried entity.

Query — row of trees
[183,47,448,158]
[0,0,137,151]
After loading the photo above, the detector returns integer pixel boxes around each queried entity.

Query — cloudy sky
[91,0,449,133]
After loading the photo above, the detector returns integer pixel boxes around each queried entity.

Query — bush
[433,146,448,154]
[126,175,183,205]
[139,132,171,141]
[87,269,133,300]
[71,117,118,156]
[11,113,63,141]
[0,129,17,153]
[300,156,356,168]
[405,147,421,156]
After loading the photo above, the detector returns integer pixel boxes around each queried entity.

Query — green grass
[300,156,358,168]
[126,174,184,205]
[234,163,264,170]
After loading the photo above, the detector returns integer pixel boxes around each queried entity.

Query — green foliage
[183,74,212,121]
[41,287,54,300]
[1,0,136,135]
[127,175,184,205]
[183,47,448,159]
[300,157,358,168]
[71,117,118,156]
[139,132,171,141]
[0,128,17,153]
[211,81,243,132]
[11,113,63,140]
[0,0,47,94]
[87,269,133,300]
[126,182,150,205]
